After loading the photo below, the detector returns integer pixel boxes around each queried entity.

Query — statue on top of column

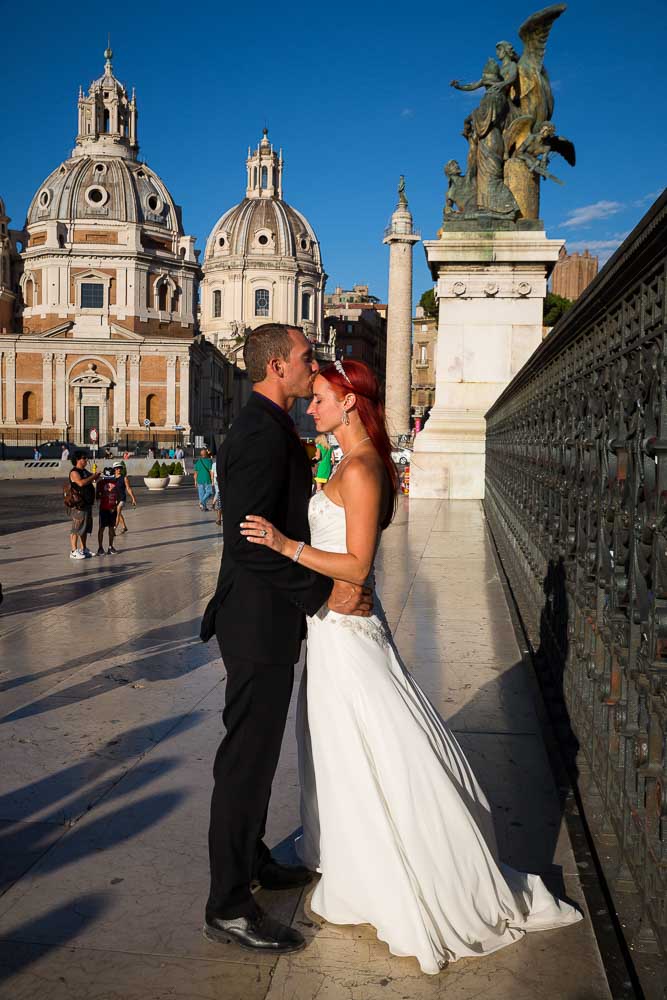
[445,4,575,226]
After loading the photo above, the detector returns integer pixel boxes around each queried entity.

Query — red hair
[319,360,398,529]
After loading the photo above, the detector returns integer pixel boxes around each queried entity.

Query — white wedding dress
[296,490,582,974]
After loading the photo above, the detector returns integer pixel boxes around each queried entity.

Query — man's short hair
[243,324,298,383]
[71,450,86,465]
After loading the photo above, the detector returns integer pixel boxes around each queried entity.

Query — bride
[240,358,582,974]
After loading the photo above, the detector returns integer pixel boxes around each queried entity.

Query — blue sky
[1,0,664,303]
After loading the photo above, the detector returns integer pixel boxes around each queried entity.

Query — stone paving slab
[0,494,611,999]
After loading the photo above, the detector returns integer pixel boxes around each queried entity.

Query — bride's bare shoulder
[337,452,384,496]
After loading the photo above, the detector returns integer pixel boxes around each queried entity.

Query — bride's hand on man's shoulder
[240,514,291,556]
[328,581,373,617]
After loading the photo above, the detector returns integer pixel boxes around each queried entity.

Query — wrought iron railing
[484,191,667,966]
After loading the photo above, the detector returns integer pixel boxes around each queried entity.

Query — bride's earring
[342,408,350,426]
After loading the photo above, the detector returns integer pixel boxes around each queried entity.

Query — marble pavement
[0,492,612,999]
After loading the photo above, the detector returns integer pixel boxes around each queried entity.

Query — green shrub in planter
[172,461,184,475]
[159,462,170,478]
[147,461,162,478]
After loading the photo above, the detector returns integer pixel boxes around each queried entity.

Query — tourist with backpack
[66,451,99,560]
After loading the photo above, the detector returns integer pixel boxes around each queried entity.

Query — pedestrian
[60,444,69,461]
[168,446,175,460]
[113,460,137,533]
[68,451,99,559]
[96,466,120,555]
[312,433,333,492]
[175,444,187,474]
[193,447,214,511]
[147,446,155,460]
[33,447,41,460]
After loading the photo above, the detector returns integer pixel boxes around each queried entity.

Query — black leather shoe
[203,909,306,953]
[256,858,314,890]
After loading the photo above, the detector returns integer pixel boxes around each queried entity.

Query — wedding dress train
[296,490,582,974]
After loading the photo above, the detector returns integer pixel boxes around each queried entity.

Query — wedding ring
[261,529,267,537]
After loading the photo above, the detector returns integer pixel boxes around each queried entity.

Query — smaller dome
[206,198,321,266]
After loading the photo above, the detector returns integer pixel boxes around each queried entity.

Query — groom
[200,323,372,954]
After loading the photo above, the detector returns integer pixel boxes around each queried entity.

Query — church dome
[200,130,326,351]
[205,196,321,266]
[26,47,182,236]
[26,155,182,233]
[204,129,322,267]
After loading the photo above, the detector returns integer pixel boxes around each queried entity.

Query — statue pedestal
[410,228,563,500]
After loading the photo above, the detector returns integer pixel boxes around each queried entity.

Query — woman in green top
[313,434,333,492]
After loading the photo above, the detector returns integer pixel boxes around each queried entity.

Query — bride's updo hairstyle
[319,359,399,529]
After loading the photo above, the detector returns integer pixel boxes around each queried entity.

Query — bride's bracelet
[292,541,306,563]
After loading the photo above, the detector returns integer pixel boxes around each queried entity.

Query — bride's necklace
[337,436,370,466]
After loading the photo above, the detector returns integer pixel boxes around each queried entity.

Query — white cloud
[632,189,662,208]
[400,108,415,118]
[564,237,628,265]
[566,239,623,252]
[561,201,623,228]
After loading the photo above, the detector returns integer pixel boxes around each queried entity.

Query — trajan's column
[383,177,420,441]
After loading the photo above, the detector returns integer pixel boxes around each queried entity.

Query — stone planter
[143,476,169,490]
[167,474,184,488]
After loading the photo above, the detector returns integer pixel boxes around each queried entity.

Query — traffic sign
[89,428,98,443]
[143,418,151,427]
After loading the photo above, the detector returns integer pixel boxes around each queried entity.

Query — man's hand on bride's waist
[327,581,373,617]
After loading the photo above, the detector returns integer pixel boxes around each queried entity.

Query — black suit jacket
[200,391,333,664]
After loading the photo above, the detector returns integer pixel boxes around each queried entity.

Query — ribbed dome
[205,197,322,267]
[26,155,181,233]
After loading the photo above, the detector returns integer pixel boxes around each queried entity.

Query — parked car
[391,447,412,466]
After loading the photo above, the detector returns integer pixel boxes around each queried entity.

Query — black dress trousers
[206,643,295,919]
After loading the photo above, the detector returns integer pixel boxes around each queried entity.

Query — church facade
[0,48,230,448]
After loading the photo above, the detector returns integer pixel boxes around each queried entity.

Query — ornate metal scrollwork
[483,192,667,964]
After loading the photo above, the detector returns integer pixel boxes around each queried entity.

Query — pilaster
[166,355,177,427]
[42,352,54,425]
[179,357,190,428]
[55,352,67,426]
[6,352,16,425]
[114,354,128,428]
[129,354,140,426]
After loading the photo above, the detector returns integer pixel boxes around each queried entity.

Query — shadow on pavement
[0,894,109,985]
[1,618,219,724]
[0,561,151,619]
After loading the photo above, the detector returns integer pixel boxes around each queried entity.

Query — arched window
[158,283,168,311]
[145,393,156,423]
[24,277,34,307]
[21,391,36,421]
[255,288,270,317]
[301,292,311,321]
[103,109,110,133]
[171,286,180,313]
[261,166,268,189]
[213,289,222,318]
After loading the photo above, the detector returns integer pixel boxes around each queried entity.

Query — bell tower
[74,45,138,159]
[245,129,283,200]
